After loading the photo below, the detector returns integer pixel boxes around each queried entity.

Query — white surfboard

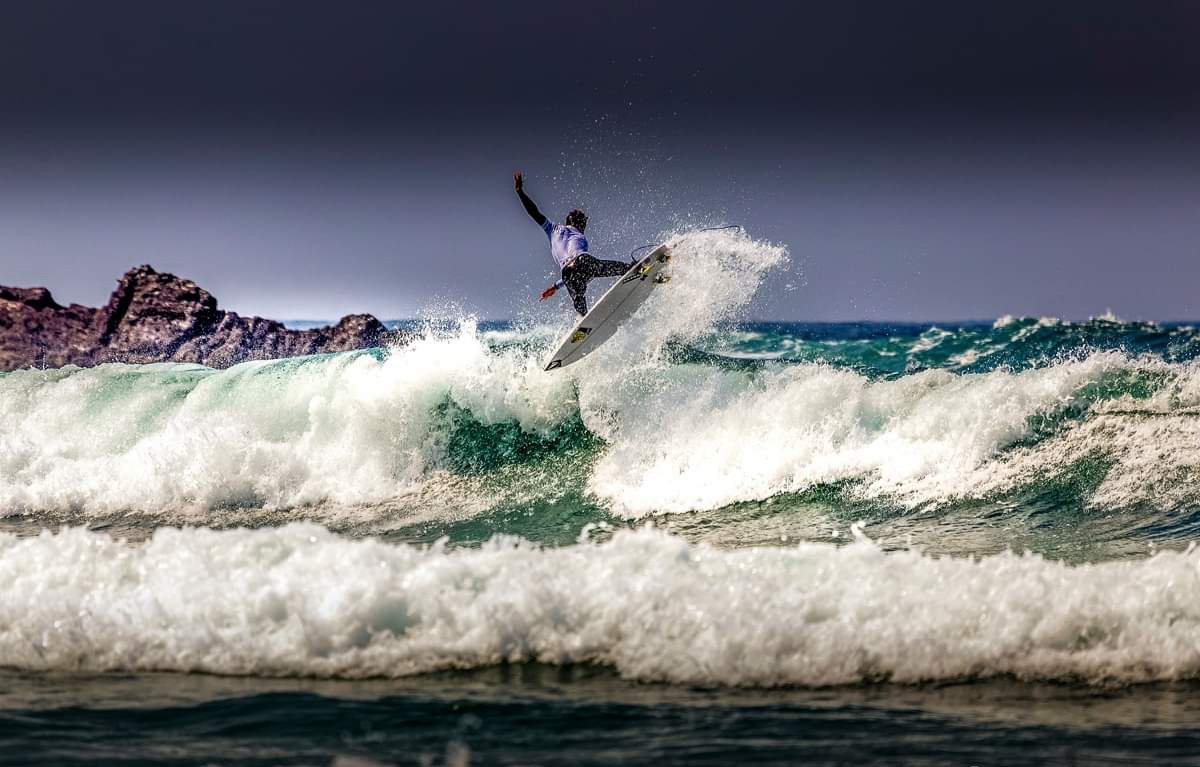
[544,244,673,371]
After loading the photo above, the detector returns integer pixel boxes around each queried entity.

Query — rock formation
[0,265,405,371]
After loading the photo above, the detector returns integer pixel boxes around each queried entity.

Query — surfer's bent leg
[562,261,590,315]
[591,258,631,278]
[562,255,630,316]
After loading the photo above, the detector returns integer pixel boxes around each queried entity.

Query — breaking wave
[2,336,1199,521]
[3,523,1200,687]
[2,228,1200,528]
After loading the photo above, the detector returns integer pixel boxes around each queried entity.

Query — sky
[1,1,1198,321]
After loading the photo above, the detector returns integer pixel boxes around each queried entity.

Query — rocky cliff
[0,265,404,371]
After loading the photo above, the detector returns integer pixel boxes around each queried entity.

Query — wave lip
[3,524,1200,687]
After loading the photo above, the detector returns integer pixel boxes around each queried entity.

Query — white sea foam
[993,314,1063,331]
[906,327,952,355]
[1010,316,1063,343]
[0,322,576,515]
[0,338,1193,519]
[586,352,1132,515]
[993,315,1019,329]
[972,360,1200,510]
[3,524,1200,686]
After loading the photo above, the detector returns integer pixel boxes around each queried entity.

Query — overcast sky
[2,1,1198,321]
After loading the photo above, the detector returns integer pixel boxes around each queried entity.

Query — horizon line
[276,316,1200,326]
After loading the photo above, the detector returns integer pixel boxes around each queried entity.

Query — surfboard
[544,244,673,371]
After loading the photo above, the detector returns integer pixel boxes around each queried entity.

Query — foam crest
[588,352,1131,516]
[2,341,1194,519]
[0,322,575,514]
[3,524,1200,687]
[975,359,1200,511]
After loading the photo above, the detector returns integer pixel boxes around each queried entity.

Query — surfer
[514,171,631,315]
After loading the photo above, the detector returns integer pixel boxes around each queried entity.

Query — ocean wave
[0,324,577,515]
[0,228,787,518]
[587,351,1166,515]
[3,226,1200,522]
[3,523,1199,687]
[721,315,1197,375]
[976,361,1200,511]
[1,338,1198,520]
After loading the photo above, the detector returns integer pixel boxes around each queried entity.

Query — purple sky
[1,2,1198,321]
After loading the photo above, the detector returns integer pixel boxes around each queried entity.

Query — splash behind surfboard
[544,244,673,371]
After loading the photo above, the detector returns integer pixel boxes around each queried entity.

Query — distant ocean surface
[4,230,1200,765]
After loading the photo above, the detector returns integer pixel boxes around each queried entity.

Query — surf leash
[627,224,744,262]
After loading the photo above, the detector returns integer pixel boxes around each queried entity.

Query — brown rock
[0,286,104,369]
[0,265,406,371]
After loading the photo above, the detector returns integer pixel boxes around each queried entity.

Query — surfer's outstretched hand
[540,285,557,300]
[513,171,524,192]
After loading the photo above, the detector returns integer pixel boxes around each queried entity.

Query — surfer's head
[566,209,588,232]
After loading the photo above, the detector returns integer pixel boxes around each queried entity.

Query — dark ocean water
[5,669,1200,766]
[4,232,1200,764]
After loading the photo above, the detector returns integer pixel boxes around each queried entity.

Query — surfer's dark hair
[566,209,588,231]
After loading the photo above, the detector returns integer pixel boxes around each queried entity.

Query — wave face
[4,523,1200,686]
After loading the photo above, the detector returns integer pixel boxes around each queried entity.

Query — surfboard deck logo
[544,244,672,371]
[622,264,652,284]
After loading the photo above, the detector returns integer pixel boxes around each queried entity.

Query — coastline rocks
[0,265,404,371]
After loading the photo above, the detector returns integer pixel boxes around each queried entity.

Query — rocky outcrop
[0,265,405,371]
[0,286,105,369]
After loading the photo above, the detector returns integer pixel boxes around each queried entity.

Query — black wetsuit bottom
[562,254,631,315]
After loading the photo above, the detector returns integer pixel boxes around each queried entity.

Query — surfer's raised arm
[513,170,622,314]
[513,171,547,227]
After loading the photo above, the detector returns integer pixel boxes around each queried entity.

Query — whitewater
[4,523,1200,686]
[4,228,1200,691]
